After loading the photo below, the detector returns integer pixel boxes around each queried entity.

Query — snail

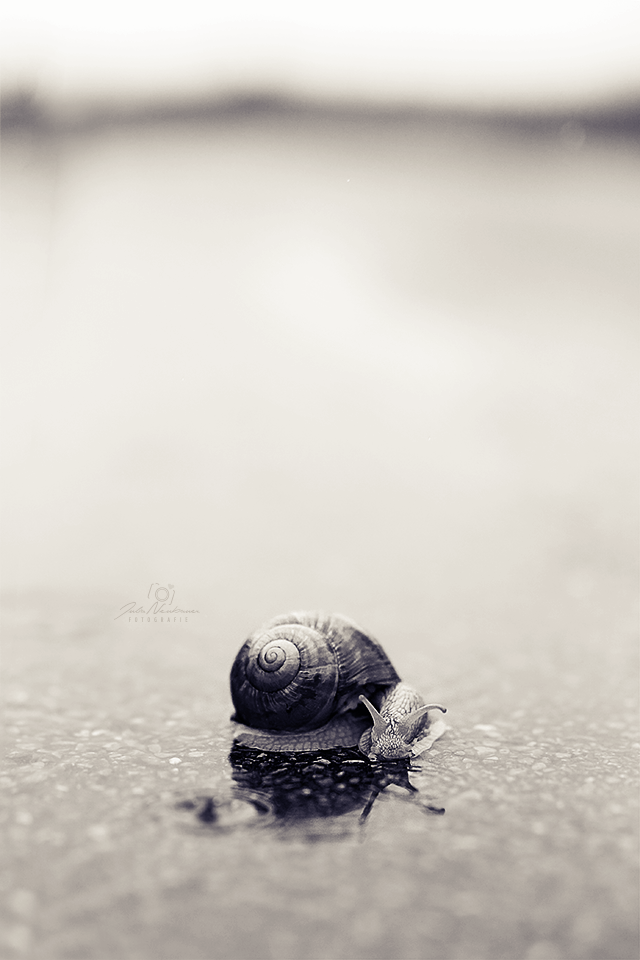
[230,612,446,760]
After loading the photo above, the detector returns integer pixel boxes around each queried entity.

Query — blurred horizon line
[3,85,640,135]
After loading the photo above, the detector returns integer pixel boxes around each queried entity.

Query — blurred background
[2,0,640,114]
[1,0,638,626]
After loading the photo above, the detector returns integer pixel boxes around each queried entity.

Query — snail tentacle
[358,695,389,740]
[396,703,446,744]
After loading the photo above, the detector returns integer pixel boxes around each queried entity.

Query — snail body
[230,612,446,760]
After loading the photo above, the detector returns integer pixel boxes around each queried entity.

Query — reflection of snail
[230,612,446,760]
[173,745,445,835]
[229,743,445,825]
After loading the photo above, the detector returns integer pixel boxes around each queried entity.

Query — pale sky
[2,0,640,110]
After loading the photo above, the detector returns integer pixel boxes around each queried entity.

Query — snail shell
[230,612,446,759]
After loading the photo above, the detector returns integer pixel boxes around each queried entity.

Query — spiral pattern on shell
[230,612,401,735]
[231,620,339,731]
[246,637,300,691]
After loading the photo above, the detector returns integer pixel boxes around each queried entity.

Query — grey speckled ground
[3,590,638,960]
[1,110,639,959]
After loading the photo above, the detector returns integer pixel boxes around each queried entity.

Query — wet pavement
[1,109,639,958]
[2,586,637,959]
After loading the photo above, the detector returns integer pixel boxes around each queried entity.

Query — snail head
[358,694,413,760]
[358,694,446,761]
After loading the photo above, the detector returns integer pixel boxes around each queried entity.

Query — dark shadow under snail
[229,612,447,761]
[174,745,444,835]
[228,743,445,825]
